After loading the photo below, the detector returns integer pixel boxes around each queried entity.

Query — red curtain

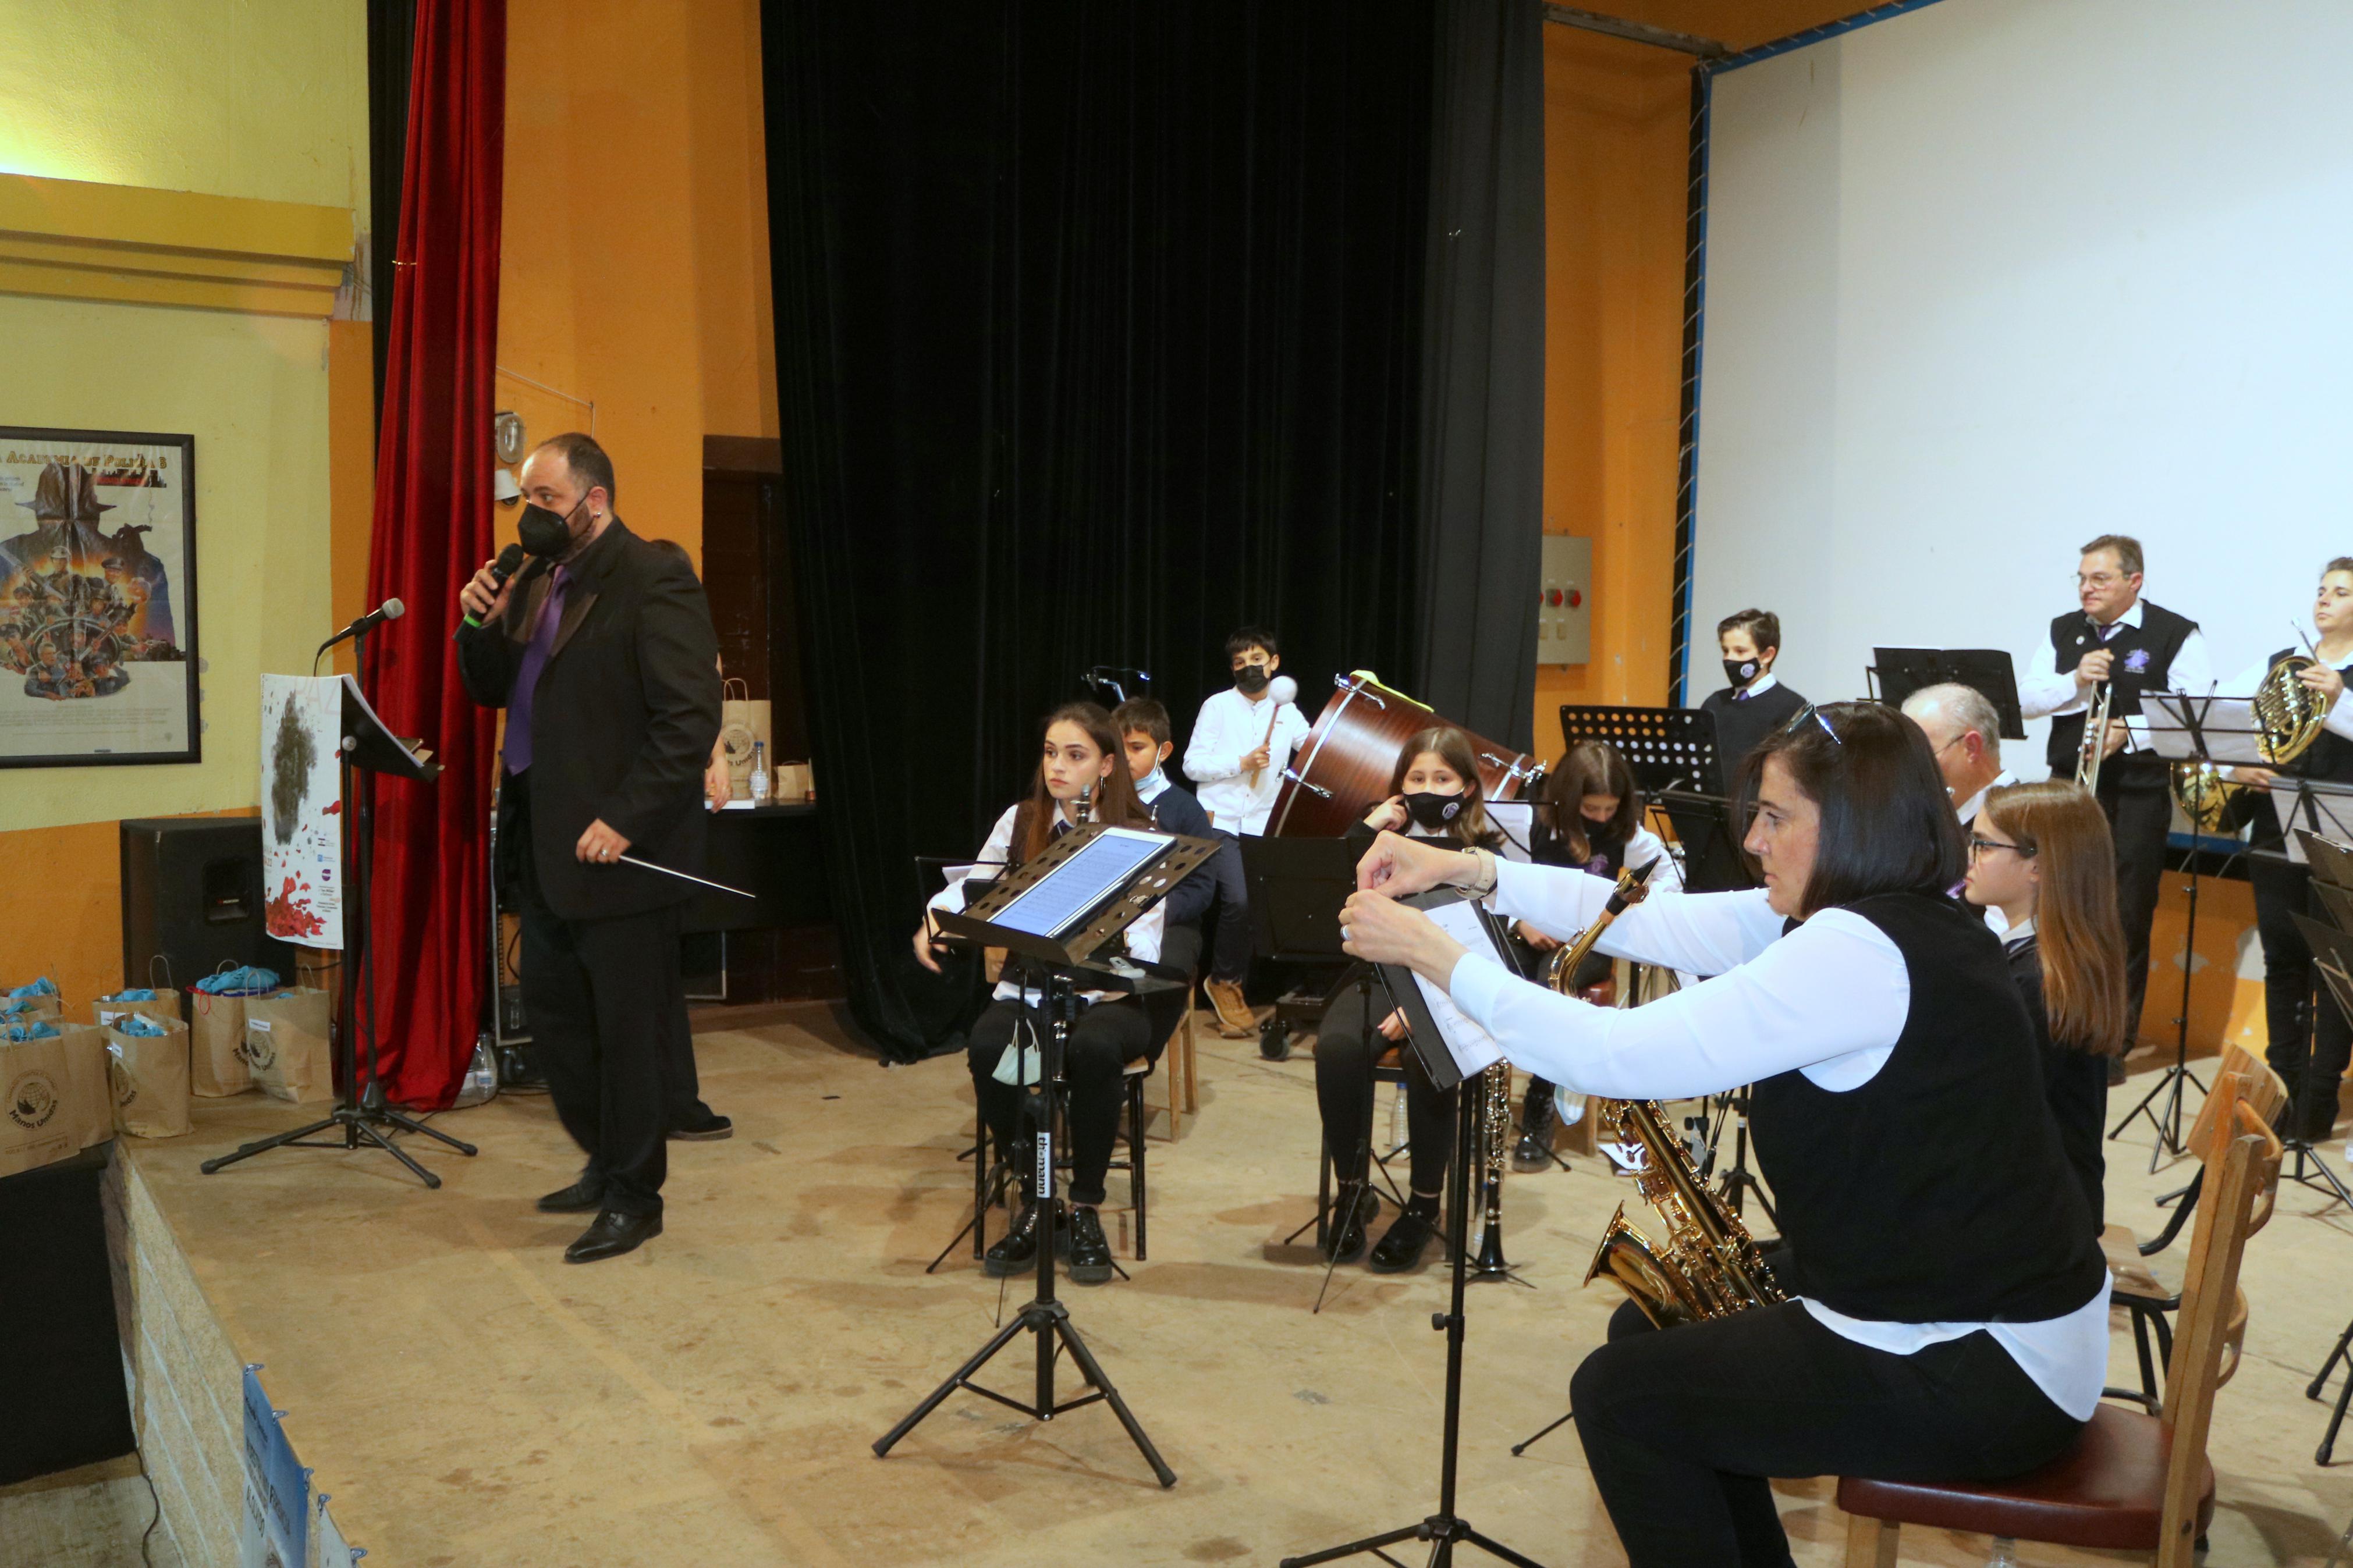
[360,0,506,1108]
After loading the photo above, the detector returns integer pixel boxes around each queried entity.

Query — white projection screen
[1687,0,2353,769]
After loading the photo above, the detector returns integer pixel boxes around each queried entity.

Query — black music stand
[1283,888,1546,1568]
[203,674,477,1187]
[1866,648,2027,739]
[2298,866,2353,1460]
[1244,835,1361,1061]
[875,823,1212,1487]
[2114,694,2267,1169]
[1559,705,1753,892]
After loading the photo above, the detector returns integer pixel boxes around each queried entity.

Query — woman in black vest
[1341,702,2107,1568]
[2227,557,2353,1143]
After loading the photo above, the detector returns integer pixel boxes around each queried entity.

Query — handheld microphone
[461,546,530,630]
[317,598,405,660]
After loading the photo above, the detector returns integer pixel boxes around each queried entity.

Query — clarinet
[1472,1058,1514,1278]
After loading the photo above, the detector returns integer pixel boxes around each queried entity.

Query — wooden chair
[2105,1049,2285,1411]
[1838,1100,2283,1567]
[1147,1001,1198,1140]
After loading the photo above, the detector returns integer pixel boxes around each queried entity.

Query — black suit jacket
[456,521,721,920]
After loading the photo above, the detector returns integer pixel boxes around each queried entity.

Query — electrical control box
[1538,535,1591,665]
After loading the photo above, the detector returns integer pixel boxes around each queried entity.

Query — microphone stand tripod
[203,623,477,1186]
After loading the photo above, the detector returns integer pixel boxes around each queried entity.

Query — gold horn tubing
[1581,1203,1710,1328]
[2256,654,2326,765]
[2074,679,2112,791]
[1581,1097,1784,1327]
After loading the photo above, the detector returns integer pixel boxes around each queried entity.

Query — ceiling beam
[1541,5,1729,59]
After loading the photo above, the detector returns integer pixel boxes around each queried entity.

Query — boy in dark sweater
[1699,607,1807,787]
[1114,698,1225,985]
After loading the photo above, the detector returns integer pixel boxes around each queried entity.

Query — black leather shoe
[1323,1182,1378,1264]
[984,1199,1046,1277]
[669,1112,733,1141]
[1368,1205,1437,1274]
[565,1208,662,1264]
[1067,1206,1115,1285]
[536,1177,606,1214]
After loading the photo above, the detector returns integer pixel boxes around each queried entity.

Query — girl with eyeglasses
[1962,781,2130,1232]
[1339,701,2107,1568]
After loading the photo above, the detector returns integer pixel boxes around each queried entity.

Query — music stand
[1282,889,1546,1568]
[1867,648,2026,739]
[2297,863,2353,1459]
[1559,705,1753,893]
[875,823,1212,1487]
[203,674,474,1187]
[2111,692,2267,1168]
[1244,835,1362,1061]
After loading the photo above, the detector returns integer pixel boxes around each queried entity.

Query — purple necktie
[503,567,570,775]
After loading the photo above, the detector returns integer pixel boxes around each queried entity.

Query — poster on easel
[0,428,198,767]
[260,674,345,949]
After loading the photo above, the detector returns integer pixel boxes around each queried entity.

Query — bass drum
[1268,671,1543,838]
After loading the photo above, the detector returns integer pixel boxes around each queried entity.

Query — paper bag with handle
[107,1014,192,1139]
[189,963,280,1096]
[0,1025,82,1177]
[242,987,335,1104]
[720,676,773,801]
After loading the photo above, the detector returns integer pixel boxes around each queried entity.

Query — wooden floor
[21,1005,2353,1566]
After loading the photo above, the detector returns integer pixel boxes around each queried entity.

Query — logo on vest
[2123,648,2151,674]
[8,1071,59,1130]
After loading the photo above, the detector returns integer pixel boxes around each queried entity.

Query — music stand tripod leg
[2311,1313,2353,1466]
[352,1116,442,1189]
[198,1112,349,1175]
[370,1102,480,1157]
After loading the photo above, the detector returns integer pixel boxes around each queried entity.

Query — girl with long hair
[1964,780,2130,1231]
[1314,726,1504,1272]
[914,702,1164,1286]
[1342,702,2107,1567]
[1513,738,1681,1167]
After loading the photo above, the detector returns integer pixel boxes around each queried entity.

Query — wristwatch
[1462,847,1499,899]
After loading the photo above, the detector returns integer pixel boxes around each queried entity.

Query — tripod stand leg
[372,1105,479,1156]
[1278,1523,1426,1568]
[1457,1527,1550,1568]
[873,1310,1034,1459]
[1509,1408,1573,1457]
[353,1118,442,1189]
[199,1113,345,1175]
[1050,1314,1176,1487]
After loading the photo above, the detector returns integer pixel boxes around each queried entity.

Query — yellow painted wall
[0,0,365,1000]
[496,0,778,564]
[1533,27,1691,767]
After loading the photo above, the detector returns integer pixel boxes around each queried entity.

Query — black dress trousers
[2096,754,2172,1042]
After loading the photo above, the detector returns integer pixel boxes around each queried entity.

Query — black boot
[1368,1196,1439,1274]
[1067,1205,1115,1285]
[1513,1079,1557,1173]
[984,1194,1048,1277]
[1323,1180,1378,1263]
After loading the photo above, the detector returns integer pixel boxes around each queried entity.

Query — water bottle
[749,741,771,805]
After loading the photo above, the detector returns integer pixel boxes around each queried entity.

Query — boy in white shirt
[1183,627,1312,1039]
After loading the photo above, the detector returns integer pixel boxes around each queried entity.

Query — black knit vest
[1748,893,2106,1322]
[2043,601,2196,774]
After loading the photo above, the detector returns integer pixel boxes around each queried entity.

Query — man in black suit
[457,433,721,1263]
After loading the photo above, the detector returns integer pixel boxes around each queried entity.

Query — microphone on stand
[315,598,406,670]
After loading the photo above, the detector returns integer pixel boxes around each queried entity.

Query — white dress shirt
[2015,599,2214,757]
[929,803,1165,1007]
[1731,672,1781,701]
[1440,863,2110,1420]
[1954,769,2018,827]
[1184,686,1312,835]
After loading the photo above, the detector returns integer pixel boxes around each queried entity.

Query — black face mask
[1404,790,1464,831]
[1234,665,1270,695]
[519,494,588,558]
[1723,656,1761,688]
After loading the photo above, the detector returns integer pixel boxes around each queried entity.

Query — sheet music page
[1486,801,1535,863]
[992,827,1170,937]
[1411,899,1507,1076]
[2143,695,2267,765]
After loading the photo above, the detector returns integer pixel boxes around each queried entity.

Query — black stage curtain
[764,2,1477,1057]
[1414,0,1546,752]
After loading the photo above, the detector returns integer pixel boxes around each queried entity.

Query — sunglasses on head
[1781,702,1843,746]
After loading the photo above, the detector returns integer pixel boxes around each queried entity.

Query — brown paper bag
[189,990,253,1096]
[242,988,334,1105]
[0,1031,81,1177]
[107,1019,192,1139]
[93,991,182,1031]
[719,677,773,801]
[51,1022,113,1150]
[5,990,63,1021]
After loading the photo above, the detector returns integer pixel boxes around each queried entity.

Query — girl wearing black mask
[1512,738,1681,1167]
[1312,727,1504,1271]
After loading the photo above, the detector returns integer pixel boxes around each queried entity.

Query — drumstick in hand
[1248,675,1299,790]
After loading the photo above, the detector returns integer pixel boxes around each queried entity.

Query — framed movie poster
[0,426,199,768]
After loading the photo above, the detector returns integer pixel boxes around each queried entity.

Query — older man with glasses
[1900,681,2017,828]
[2014,534,2210,1055]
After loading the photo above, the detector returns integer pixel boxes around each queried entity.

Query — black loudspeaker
[119,817,299,1001]
[0,1147,136,1484]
